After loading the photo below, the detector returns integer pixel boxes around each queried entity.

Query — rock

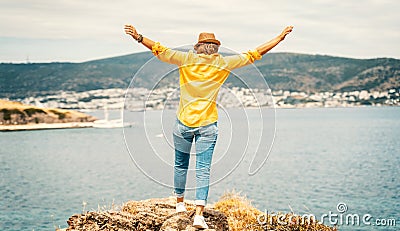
[63,193,336,231]
[160,209,228,231]
[65,197,228,231]
[0,99,96,125]
[160,214,191,230]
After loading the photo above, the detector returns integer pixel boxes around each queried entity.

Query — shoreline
[0,122,95,132]
[2,106,398,132]
[0,99,98,131]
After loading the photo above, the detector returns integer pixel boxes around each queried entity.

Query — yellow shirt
[152,42,262,127]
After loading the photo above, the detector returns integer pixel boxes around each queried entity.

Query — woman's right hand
[124,24,155,50]
[124,24,138,39]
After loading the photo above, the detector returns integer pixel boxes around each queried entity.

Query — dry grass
[0,99,92,118]
[0,99,96,125]
[214,190,337,231]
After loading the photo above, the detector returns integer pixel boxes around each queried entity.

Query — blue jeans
[173,119,218,206]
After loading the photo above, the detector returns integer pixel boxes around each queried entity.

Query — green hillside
[1,52,399,99]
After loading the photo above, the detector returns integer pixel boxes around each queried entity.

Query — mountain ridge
[1,51,399,99]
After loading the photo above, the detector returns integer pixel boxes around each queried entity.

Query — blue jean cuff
[195,200,206,206]
[174,192,185,198]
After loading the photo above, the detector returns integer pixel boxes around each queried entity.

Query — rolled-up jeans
[173,119,218,206]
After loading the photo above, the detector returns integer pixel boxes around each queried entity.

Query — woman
[125,24,293,229]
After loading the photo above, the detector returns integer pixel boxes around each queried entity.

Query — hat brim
[197,38,221,45]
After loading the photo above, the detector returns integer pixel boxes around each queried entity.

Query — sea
[0,107,399,231]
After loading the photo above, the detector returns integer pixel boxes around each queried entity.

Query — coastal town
[10,87,400,111]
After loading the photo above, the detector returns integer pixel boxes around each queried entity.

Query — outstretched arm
[124,24,188,66]
[256,26,294,56]
[124,24,155,50]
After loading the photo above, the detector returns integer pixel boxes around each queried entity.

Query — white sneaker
[176,202,187,213]
[193,215,208,229]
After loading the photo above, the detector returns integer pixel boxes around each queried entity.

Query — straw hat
[197,32,221,45]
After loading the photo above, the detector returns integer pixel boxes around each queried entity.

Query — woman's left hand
[280,26,294,40]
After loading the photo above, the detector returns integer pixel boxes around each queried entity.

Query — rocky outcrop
[63,194,337,231]
[0,99,96,125]
[65,197,229,231]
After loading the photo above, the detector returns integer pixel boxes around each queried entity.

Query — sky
[0,0,399,63]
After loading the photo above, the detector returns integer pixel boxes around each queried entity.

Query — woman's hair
[194,42,219,55]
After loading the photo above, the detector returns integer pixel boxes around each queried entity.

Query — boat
[93,106,133,128]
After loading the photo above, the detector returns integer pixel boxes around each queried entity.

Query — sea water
[0,107,398,230]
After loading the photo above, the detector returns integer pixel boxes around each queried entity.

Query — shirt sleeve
[151,42,188,66]
[224,49,262,70]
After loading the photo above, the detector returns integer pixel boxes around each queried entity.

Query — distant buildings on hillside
[7,87,400,110]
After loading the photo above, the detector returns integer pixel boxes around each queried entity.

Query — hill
[0,52,399,99]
